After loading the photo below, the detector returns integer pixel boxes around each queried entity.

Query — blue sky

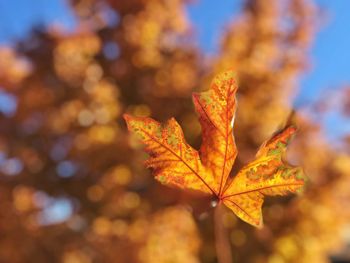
[0,0,75,42]
[0,0,349,140]
[186,0,350,101]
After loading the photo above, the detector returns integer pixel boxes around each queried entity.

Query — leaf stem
[214,203,233,263]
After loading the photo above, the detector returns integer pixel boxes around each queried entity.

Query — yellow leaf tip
[253,213,264,228]
[246,218,263,228]
[214,69,238,84]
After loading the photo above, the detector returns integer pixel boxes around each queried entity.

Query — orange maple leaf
[124,71,306,227]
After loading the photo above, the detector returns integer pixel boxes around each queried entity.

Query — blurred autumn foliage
[0,0,349,263]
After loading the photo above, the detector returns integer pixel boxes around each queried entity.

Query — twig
[214,203,233,263]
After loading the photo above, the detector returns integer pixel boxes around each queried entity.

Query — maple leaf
[124,71,306,227]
